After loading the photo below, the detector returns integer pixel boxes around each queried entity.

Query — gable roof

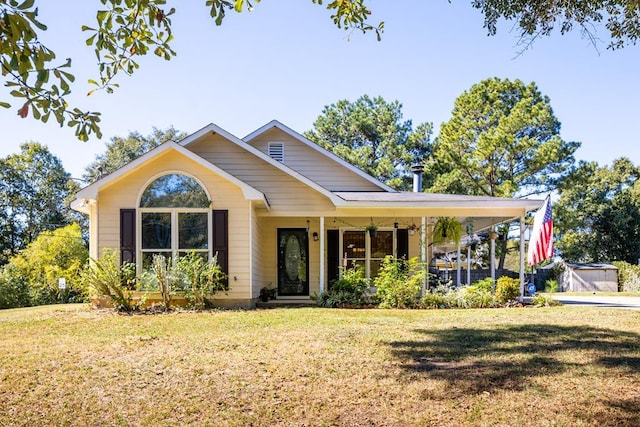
[243,120,395,192]
[179,123,347,206]
[72,141,269,213]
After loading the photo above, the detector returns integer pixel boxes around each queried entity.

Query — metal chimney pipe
[410,164,424,193]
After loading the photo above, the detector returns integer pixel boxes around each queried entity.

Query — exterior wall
[561,268,618,292]
[250,201,265,302]
[246,127,383,192]
[95,150,252,301]
[187,134,336,212]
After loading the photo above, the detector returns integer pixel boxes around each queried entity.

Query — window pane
[142,213,171,249]
[141,251,172,272]
[343,231,365,259]
[179,213,208,249]
[140,174,209,208]
[371,231,393,259]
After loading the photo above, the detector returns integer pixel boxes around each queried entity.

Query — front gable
[243,120,393,192]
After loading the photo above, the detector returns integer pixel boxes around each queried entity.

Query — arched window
[139,174,211,269]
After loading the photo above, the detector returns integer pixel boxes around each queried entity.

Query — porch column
[456,243,461,286]
[467,245,471,285]
[421,216,427,294]
[490,227,496,282]
[319,216,325,293]
[519,216,525,298]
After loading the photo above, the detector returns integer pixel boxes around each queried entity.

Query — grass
[1,304,640,426]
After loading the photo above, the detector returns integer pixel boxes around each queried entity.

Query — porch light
[313,232,319,241]
[306,219,310,232]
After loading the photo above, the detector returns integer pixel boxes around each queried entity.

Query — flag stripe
[528,196,553,266]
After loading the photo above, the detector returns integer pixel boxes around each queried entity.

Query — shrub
[312,264,371,307]
[532,294,562,307]
[545,279,559,293]
[81,249,139,312]
[471,277,494,293]
[0,265,30,309]
[151,254,174,311]
[495,276,519,303]
[374,256,425,308]
[176,251,227,309]
[613,261,640,293]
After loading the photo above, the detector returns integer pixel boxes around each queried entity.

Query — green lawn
[1,304,639,426]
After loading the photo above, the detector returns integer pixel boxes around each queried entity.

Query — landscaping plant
[176,251,227,309]
[374,256,425,308]
[81,249,138,312]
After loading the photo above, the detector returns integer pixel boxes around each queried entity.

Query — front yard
[1,304,639,426]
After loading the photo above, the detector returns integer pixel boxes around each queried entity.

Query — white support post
[421,216,427,294]
[490,229,496,282]
[456,243,461,287]
[520,216,525,298]
[320,216,325,293]
[467,245,471,285]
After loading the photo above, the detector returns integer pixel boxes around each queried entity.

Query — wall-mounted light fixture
[306,219,310,232]
[313,232,319,241]
[394,222,398,229]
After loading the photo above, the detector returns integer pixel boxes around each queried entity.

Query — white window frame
[136,172,212,273]
[339,228,396,278]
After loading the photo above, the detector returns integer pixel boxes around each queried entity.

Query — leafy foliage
[82,249,138,312]
[429,78,579,198]
[83,127,185,182]
[431,217,463,245]
[0,265,30,309]
[613,261,640,293]
[305,95,433,190]
[176,251,227,309]
[8,223,88,305]
[472,0,640,50]
[555,158,640,263]
[312,264,372,307]
[421,282,501,309]
[374,256,425,308]
[1,0,381,139]
[495,276,519,303]
[0,143,79,265]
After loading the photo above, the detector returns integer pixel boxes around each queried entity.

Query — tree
[1,0,381,140]
[0,142,79,265]
[472,0,640,50]
[7,223,88,305]
[555,158,640,263]
[83,126,184,182]
[429,78,579,198]
[304,95,433,190]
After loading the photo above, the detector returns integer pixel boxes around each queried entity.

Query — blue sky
[2,1,639,179]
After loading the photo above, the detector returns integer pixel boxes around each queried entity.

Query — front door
[277,229,309,296]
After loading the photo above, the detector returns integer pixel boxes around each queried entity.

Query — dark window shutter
[327,229,339,289]
[397,229,409,260]
[212,210,229,287]
[120,209,136,265]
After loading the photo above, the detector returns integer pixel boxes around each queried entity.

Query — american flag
[527,196,553,266]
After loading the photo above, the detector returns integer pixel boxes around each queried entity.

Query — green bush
[176,251,227,309]
[495,276,519,303]
[312,264,372,307]
[374,256,425,308]
[81,249,139,312]
[0,266,31,309]
[421,282,501,309]
[613,261,640,293]
[532,294,562,307]
[471,277,494,293]
[545,279,559,293]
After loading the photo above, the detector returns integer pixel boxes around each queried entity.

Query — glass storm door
[277,229,309,296]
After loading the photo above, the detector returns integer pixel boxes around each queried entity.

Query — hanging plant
[432,217,463,245]
[365,223,378,238]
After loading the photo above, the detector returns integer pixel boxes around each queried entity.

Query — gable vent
[268,142,284,162]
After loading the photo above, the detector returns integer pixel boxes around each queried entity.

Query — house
[560,263,619,292]
[72,120,543,307]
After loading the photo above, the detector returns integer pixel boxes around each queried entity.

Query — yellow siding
[96,149,251,300]
[187,134,336,213]
[247,128,383,192]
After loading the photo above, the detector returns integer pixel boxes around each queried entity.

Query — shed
[560,263,619,292]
